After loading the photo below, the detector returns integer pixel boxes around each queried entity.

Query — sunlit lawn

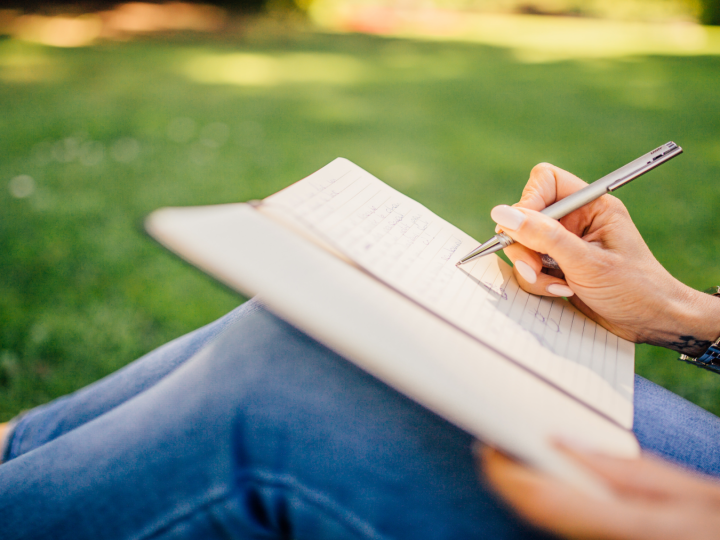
[1,20,720,420]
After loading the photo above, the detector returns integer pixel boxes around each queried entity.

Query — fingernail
[491,205,526,231]
[547,284,574,297]
[494,224,501,233]
[514,260,537,284]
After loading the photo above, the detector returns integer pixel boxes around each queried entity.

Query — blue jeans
[2,300,720,540]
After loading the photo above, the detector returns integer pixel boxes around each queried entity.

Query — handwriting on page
[265,158,633,425]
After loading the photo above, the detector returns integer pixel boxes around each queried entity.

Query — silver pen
[456,141,683,267]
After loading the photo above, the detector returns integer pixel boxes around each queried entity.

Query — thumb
[491,205,590,268]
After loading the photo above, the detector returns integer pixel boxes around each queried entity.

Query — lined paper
[265,158,634,427]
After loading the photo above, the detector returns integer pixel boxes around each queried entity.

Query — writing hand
[493,163,720,356]
[481,444,720,540]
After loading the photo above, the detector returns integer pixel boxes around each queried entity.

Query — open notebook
[146,158,639,495]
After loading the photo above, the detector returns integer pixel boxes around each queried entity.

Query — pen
[456,141,683,267]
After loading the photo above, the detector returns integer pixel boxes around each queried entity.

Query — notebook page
[264,158,634,428]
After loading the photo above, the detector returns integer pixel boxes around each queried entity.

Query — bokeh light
[8,175,35,199]
[110,138,141,163]
[3,2,228,48]
[182,51,369,86]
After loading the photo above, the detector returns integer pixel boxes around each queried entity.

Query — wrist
[649,283,720,356]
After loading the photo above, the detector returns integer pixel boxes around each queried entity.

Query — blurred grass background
[1,0,720,420]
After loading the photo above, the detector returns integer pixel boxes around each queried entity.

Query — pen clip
[607,142,683,191]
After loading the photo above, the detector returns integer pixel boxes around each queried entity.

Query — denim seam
[6,407,41,461]
[137,476,387,540]
[127,486,230,540]
[235,468,391,540]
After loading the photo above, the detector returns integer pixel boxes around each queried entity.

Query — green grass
[1,24,720,420]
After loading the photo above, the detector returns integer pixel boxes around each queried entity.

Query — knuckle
[598,194,618,211]
[528,163,555,188]
[518,186,543,206]
[607,194,630,216]
[533,215,558,236]
[531,162,554,176]
[535,218,565,250]
[595,194,613,211]
[597,194,631,221]
[521,165,556,209]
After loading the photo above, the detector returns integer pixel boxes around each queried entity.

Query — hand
[492,163,720,356]
[481,444,720,540]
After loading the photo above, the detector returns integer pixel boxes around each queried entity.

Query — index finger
[556,443,720,503]
[515,163,590,212]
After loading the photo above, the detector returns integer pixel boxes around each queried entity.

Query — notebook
[146,157,639,495]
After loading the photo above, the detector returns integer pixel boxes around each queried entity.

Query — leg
[4,300,262,461]
[0,307,549,540]
[633,374,720,477]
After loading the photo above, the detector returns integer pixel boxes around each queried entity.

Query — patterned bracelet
[679,337,720,374]
[678,286,720,374]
